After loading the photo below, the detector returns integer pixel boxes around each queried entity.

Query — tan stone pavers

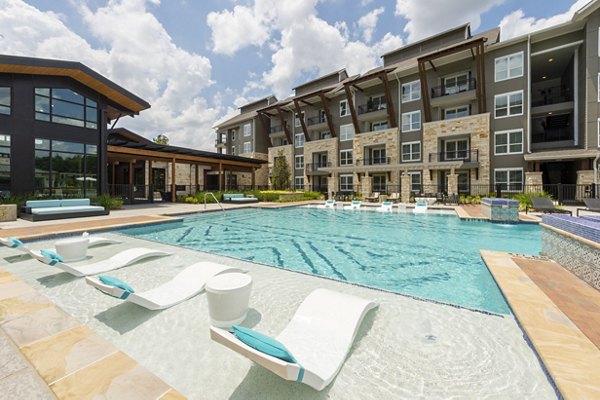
[481,250,600,399]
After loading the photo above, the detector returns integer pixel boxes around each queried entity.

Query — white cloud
[0,0,218,151]
[499,0,591,40]
[395,0,503,42]
[206,5,269,56]
[358,7,385,43]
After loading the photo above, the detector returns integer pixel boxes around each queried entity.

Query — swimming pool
[118,207,541,314]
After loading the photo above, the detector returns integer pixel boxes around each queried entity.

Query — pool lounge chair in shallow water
[413,201,428,214]
[0,232,120,254]
[30,247,170,277]
[376,201,394,212]
[317,199,336,209]
[343,200,362,210]
[210,288,378,391]
[85,262,243,310]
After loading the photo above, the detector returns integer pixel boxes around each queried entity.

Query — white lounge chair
[343,200,362,210]
[376,201,394,212]
[0,233,120,256]
[0,237,31,254]
[413,201,428,214]
[85,262,243,310]
[30,247,170,277]
[317,199,336,209]
[210,288,378,391]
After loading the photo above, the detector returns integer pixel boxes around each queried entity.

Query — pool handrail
[205,192,225,212]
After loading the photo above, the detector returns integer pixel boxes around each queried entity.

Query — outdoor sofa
[20,199,109,221]
[222,193,258,203]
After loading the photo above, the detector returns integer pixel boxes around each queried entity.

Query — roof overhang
[524,149,600,161]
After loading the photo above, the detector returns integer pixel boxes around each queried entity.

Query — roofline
[292,68,347,90]
[238,95,277,110]
[0,54,150,113]
[381,23,470,58]
[572,0,598,21]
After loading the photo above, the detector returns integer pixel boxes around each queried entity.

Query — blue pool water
[118,207,541,314]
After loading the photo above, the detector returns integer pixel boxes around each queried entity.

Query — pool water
[118,207,541,314]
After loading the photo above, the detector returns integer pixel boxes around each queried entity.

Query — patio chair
[576,198,600,216]
[85,262,242,310]
[343,200,362,210]
[29,247,170,277]
[210,288,378,391]
[365,192,380,202]
[376,201,394,212]
[317,199,336,209]
[527,197,572,215]
[444,194,459,205]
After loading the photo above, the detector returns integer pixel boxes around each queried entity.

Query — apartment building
[215,1,600,200]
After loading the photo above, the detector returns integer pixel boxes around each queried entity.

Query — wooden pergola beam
[379,72,397,128]
[276,105,293,144]
[417,61,432,123]
[343,84,361,134]
[319,92,337,138]
[293,99,310,142]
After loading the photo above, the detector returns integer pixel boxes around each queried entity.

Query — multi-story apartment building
[215,1,600,201]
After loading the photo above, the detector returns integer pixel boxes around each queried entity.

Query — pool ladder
[204,192,225,212]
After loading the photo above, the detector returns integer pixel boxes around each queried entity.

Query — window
[340,124,355,141]
[442,73,469,95]
[495,168,523,192]
[34,139,97,196]
[295,176,304,189]
[319,131,331,140]
[295,155,304,169]
[408,172,421,193]
[243,123,251,137]
[340,100,350,117]
[295,112,304,128]
[401,110,421,132]
[402,141,421,162]
[295,133,305,148]
[231,146,235,155]
[0,88,10,115]
[340,150,353,166]
[372,174,386,192]
[372,121,388,131]
[369,148,386,165]
[231,130,236,141]
[0,134,11,190]
[444,139,469,160]
[401,80,420,103]
[35,88,98,129]
[495,129,523,155]
[495,52,524,82]
[339,174,353,191]
[367,95,387,111]
[243,141,252,153]
[444,105,469,120]
[495,91,523,118]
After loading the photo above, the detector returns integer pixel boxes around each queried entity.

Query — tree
[153,134,169,145]
[271,151,291,190]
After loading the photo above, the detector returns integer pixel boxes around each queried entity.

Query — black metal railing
[428,149,478,163]
[531,128,573,143]
[357,102,387,115]
[270,124,288,134]
[431,78,476,98]
[215,137,226,146]
[361,157,391,166]
[531,85,573,107]
[306,162,330,172]
[306,115,326,126]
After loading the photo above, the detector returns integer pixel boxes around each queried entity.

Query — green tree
[271,151,291,190]
[153,134,169,145]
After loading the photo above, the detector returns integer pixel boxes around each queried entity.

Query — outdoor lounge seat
[0,232,120,257]
[20,199,109,221]
[376,201,393,212]
[343,200,361,210]
[222,194,258,203]
[527,197,572,215]
[85,261,242,310]
[210,288,378,391]
[317,199,336,209]
[364,192,380,202]
[29,247,170,277]
[576,198,600,216]
[413,201,428,214]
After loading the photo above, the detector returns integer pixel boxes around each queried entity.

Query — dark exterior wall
[584,10,600,148]
[0,73,107,195]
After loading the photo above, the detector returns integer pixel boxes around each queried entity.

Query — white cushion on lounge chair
[210,288,378,391]
[376,201,393,212]
[85,262,243,310]
[30,247,170,277]
[0,237,32,254]
[343,200,361,210]
[317,200,336,209]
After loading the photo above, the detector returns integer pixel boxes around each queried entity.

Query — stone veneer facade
[303,137,339,194]
[268,144,294,187]
[236,152,269,187]
[144,161,207,195]
[422,113,490,188]
[353,127,401,191]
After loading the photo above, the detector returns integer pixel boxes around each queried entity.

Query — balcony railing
[270,124,288,134]
[215,138,226,146]
[532,128,573,143]
[428,149,478,163]
[306,115,327,126]
[360,157,391,166]
[357,102,387,115]
[306,162,330,172]
[531,85,573,107]
[431,78,476,98]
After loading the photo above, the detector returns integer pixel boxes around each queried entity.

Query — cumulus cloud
[358,7,385,43]
[395,0,503,42]
[0,0,218,150]
[499,0,590,40]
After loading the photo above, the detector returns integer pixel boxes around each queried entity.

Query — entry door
[318,153,328,167]
[152,168,166,192]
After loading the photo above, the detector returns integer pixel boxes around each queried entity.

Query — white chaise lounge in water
[316,199,336,209]
[413,201,428,214]
[85,262,243,310]
[0,232,120,254]
[30,247,170,277]
[343,200,361,210]
[376,201,394,212]
[210,288,378,391]
[0,237,31,254]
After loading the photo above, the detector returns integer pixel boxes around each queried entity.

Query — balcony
[428,149,478,164]
[430,78,477,107]
[215,138,226,148]
[358,157,391,166]
[269,123,288,140]
[306,162,331,176]
[357,102,388,122]
[306,115,328,132]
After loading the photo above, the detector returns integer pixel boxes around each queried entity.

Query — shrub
[92,195,123,210]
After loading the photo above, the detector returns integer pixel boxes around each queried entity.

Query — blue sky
[0,0,588,150]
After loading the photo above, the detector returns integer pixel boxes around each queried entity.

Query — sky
[0,0,591,151]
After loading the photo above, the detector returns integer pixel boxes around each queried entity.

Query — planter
[0,204,17,222]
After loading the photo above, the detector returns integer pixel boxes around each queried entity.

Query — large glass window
[444,105,469,120]
[0,87,11,115]
[495,52,524,82]
[243,123,251,137]
[401,111,421,132]
[408,172,421,193]
[495,168,523,192]
[339,174,353,191]
[295,133,305,148]
[340,124,355,141]
[402,141,421,162]
[340,150,353,166]
[401,80,420,103]
[340,100,350,117]
[371,121,388,131]
[294,176,304,190]
[294,112,304,128]
[295,155,304,169]
[444,139,469,160]
[243,141,252,153]
[494,91,523,118]
[495,129,523,155]
[35,88,98,129]
[0,134,11,190]
[372,174,386,192]
[34,139,98,196]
